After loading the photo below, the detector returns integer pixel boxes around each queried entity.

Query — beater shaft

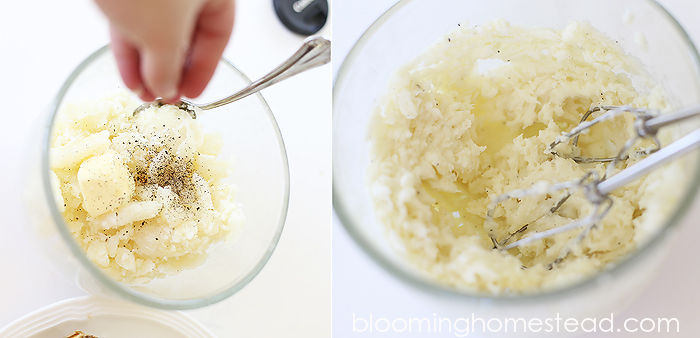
[645,103,700,134]
[597,128,700,195]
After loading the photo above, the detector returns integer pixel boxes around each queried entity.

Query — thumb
[141,45,187,102]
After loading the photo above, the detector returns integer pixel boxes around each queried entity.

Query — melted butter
[475,119,515,156]
[425,84,549,253]
[470,95,548,155]
[422,98,547,254]
[423,180,493,248]
[474,120,547,156]
[523,122,547,138]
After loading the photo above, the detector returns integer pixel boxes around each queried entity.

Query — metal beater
[486,104,700,266]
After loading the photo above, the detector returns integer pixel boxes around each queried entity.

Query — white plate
[0,296,216,338]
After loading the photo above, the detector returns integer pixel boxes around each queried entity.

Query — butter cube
[78,151,134,217]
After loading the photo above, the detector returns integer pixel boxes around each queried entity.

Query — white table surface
[332,0,700,337]
[0,0,331,337]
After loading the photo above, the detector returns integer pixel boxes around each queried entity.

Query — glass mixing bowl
[24,46,290,309]
[333,0,700,326]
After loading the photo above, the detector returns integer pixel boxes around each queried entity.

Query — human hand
[94,0,235,103]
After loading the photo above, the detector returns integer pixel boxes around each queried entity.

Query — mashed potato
[49,93,244,284]
[369,20,687,294]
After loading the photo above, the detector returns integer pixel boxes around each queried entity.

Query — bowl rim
[0,295,216,338]
[332,0,700,302]
[42,45,291,310]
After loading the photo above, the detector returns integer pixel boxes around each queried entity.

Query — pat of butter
[78,150,135,217]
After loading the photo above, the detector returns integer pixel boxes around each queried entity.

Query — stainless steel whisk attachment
[486,171,611,250]
[487,103,700,266]
[548,105,662,169]
[486,171,614,268]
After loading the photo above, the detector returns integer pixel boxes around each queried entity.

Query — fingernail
[132,86,144,98]
[161,86,178,102]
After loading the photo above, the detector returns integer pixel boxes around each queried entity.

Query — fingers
[103,0,232,102]
[180,0,235,99]
[141,44,187,103]
[110,28,156,102]
[112,27,187,103]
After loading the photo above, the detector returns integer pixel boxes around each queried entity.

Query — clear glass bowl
[24,46,290,309]
[333,0,700,324]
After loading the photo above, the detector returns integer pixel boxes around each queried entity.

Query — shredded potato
[369,20,686,294]
[50,93,244,284]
